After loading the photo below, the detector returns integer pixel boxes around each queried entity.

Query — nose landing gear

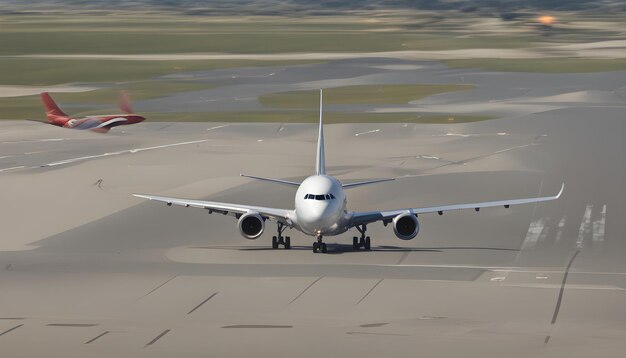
[352,224,371,251]
[312,235,327,253]
[272,222,291,249]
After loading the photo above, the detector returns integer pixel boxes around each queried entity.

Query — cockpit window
[304,193,335,200]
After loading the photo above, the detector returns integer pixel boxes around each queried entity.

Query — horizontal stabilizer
[342,178,395,189]
[240,174,301,187]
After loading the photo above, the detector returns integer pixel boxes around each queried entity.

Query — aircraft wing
[96,117,129,129]
[350,183,564,227]
[133,194,293,224]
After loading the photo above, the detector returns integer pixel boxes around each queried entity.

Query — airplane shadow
[189,244,518,255]
[378,245,519,252]
[190,244,440,254]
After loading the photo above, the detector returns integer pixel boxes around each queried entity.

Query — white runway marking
[431,132,509,138]
[231,72,277,79]
[505,284,626,291]
[538,218,551,245]
[1,151,52,159]
[355,129,380,136]
[1,138,67,144]
[0,166,25,172]
[555,216,567,243]
[577,204,593,249]
[593,204,607,243]
[384,264,626,276]
[491,143,537,156]
[206,125,230,132]
[522,218,546,250]
[415,155,441,160]
[42,139,210,167]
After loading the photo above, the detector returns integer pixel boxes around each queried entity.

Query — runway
[1,65,626,357]
[135,58,626,118]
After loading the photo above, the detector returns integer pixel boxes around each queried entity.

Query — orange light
[538,15,556,26]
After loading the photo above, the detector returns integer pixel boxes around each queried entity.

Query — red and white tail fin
[119,90,133,114]
[40,92,68,121]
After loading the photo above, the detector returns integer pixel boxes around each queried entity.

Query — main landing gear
[312,225,371,254]
[272,222,291,249]
[352,224,371,251]
[312,235,328,253]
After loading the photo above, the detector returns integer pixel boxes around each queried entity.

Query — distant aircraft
[39,92,145,133]
[134,90,563,253]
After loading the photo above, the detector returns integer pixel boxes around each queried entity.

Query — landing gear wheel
[355,225,371,251]
[273,222,292,249]
[313,234,328,253]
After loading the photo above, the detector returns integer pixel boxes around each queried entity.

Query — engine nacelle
[238,212,265,239]
[392,213,419,240]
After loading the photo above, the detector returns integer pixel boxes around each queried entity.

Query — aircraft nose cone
[128,115,145,124]
[309,204,325,217]
[300,202,334,231]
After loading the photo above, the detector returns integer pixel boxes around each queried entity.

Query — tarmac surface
[137,58,626,117]
[1,60,625,357]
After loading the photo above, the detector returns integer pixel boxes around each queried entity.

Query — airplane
[134,90,563,253]
[39,92,145,133]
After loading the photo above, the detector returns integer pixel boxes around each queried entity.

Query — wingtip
[556,182,565,198]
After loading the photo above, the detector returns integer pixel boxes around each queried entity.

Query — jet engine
[392,213,419,240]
[238,212,265,239]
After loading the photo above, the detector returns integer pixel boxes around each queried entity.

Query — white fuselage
[293,175,350,236]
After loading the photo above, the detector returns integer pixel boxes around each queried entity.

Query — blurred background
[1,0,625,122]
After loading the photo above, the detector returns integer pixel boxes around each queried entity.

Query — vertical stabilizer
[315,89,326,175]
[40,92,68,121]
[119,90,133,114]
